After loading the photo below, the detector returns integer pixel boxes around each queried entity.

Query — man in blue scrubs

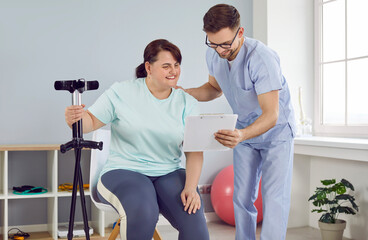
[185,4,296,240]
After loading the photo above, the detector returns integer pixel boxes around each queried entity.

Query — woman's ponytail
[135,63,147,78]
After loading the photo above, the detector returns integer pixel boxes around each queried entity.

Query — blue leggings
[97,168,209,240]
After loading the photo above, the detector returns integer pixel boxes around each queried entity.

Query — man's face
[206,27,243,61]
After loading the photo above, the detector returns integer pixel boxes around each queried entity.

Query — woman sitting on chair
[64,39,210,240]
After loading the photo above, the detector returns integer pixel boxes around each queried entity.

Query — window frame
[314,0,368,138]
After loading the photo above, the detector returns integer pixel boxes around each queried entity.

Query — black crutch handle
[80,140,103,151]
[60,141,74,153]
[54,79,99,93]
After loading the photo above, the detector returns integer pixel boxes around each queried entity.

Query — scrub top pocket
[234,87,261,120]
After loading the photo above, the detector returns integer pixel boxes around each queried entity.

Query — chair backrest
[90,129,114,212]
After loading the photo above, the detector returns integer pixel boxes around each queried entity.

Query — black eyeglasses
[205,27,240,49]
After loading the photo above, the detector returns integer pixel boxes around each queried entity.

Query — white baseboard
[204,212,221,222]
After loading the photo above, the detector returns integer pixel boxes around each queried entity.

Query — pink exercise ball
[210,165,263,226]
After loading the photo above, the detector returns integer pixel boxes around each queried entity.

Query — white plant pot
[318,219,346,240]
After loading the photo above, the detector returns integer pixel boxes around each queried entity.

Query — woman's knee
[178,222,209,240]
[131,203,158,223]
[177,213,209,240]
[124,203,159,240]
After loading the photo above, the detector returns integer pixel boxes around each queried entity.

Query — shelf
[295,136,368,150]
[0,144,107,240]
[0,151,5,199]
[57,190,91,197]
[7,190,55,199]
[294,136,368,162]
[25,232,52,240]
[7,189,92,198]
[0,145,60,151]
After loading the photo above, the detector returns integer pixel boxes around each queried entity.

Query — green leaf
[350,200,359,212]
[308,194,317,201]
[312,209,327,213]
[313,200,322,207]
[320,213,334,223]
[316,192,326,200]
[336,185,346,194]
[313,198,329,207]
[346,197,359,212]
[327,199,338,205]
[335,194,351,201]
[341,179,355,191]
[330,207,339,215]
[335,194,359,212]
[337,206,356,215]
[321,179,336,186]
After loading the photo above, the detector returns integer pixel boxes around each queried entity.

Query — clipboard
[183,114,238,152]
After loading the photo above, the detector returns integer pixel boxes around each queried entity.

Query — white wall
[0,0,253,223]
[253,0,314,228]
[0,1,252,178]
[253,0,314,127]
[253,0,268,45]
[0,0,252,145]
[289,155,311,227]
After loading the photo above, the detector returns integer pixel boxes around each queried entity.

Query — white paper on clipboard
[182,114,238,152]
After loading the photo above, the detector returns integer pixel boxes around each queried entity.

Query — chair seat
[94,201,117,213]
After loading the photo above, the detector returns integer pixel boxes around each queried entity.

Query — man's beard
[216,44,239,60]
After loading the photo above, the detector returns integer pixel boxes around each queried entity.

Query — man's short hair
[203,4,240,33]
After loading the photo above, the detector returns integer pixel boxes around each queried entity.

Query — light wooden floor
[88,221,352,240]
[11,221,352,240]
[157,221,352,240]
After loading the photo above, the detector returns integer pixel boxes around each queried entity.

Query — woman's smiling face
[146,50,181,89]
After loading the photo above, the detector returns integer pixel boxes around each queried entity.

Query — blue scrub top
[206,37,296,143]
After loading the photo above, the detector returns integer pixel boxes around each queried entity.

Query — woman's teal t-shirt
[88,78,199,177]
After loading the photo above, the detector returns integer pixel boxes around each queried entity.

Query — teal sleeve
[88,88,116,124]
[182,94,200,125]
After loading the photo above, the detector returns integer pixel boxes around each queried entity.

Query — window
[314,0,368,137]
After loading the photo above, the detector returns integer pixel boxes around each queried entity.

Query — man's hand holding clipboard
[213,128,245,149]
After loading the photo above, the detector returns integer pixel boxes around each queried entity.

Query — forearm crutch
[54,79,103,240]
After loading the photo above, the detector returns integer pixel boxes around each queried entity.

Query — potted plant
[308,179,359,240]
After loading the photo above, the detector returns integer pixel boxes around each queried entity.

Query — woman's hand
[180,187,201,214]
[65,104,86,126]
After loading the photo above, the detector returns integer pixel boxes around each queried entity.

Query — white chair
[90,129,162,240]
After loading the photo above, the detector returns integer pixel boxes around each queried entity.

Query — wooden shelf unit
[0,144,110,240]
